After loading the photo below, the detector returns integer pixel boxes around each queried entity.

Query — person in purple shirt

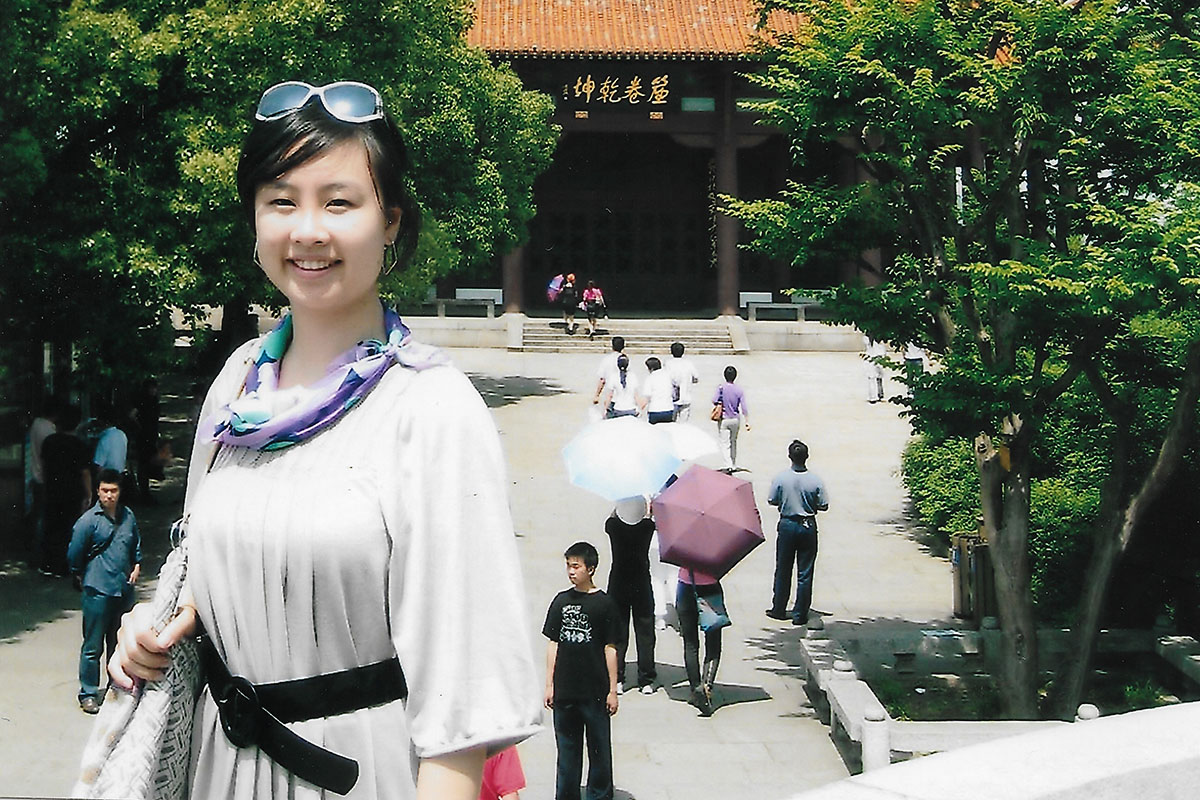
[712,365,750,473]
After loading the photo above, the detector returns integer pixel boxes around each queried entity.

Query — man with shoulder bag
[68,468,141,714]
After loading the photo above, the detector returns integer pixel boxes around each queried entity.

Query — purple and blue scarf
[208,306,445,451]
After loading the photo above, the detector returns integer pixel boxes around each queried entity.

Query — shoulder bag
[74,384,237,799]
[710,387,724,422]
[73,519,202,800]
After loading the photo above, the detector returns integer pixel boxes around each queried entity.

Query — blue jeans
[771,516,818,622]
[79,588,127,701]
[553,698,613,800]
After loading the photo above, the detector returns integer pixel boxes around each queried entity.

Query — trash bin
[968,539,997,624]
[951,533,973,618]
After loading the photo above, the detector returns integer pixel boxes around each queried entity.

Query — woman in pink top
[676,566,730,717]
[582,280,606,338]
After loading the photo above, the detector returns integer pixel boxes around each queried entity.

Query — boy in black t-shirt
[544,541,619,800]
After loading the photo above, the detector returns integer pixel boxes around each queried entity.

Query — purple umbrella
[651,465,764,579]
[546,274,564,302]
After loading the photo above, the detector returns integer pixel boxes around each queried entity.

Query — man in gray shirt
[766,440,829,626]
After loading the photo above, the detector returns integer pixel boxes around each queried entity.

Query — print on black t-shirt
[543,588,618,701]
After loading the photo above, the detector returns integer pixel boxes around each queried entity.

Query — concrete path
[0,348,952,799]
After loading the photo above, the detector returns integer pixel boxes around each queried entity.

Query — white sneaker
[639,685,655,695]
[655,618,667,631]
[617,682,625,695]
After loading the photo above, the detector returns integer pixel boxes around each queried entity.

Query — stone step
[518,320,739,354]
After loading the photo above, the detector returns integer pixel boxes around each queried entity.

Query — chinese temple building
[467,0,847,315]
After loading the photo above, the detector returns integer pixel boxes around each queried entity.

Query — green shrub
[901,434,1101,623]
[901,436,980,542]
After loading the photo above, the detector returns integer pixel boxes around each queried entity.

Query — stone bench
[738,290,772,308]
[432,289,503,318]
[748,302,806,322]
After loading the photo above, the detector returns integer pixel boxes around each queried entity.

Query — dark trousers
[79,588,126,701]
[610,582,656,687]
[553,699,613,800]
[771,516,819,623]
[675,582,723,690]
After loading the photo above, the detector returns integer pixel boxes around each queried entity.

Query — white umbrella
[657,422,720,462]
[562,417,682,501]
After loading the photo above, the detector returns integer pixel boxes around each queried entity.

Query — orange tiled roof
[468,0,797,60]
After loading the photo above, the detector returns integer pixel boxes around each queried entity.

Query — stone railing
[787,700,1200,799]
[797,623,1200,774]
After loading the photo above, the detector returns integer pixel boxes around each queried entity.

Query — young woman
[581,280,606,338]
[602,354,639,418]
[712,365,750,472]
[675,566,729,717]
[109,81,541,800]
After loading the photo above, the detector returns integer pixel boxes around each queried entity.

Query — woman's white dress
[182,338,542,799]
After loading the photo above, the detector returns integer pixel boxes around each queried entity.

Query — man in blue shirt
[67,468,141,713]
[766,440,829,626]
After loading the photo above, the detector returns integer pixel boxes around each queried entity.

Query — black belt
[200,635,407,795]
[784,514,816,523]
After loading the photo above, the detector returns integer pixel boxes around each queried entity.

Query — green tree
[0,0,556,398]
[732,0,1200,717]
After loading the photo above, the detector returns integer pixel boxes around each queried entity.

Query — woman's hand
[108,602,197,690]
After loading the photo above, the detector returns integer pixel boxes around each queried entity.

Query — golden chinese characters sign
[563,71,672,110]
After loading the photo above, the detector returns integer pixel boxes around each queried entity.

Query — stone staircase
[517,318,744,354]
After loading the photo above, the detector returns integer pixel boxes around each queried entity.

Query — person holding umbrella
[676,566,729,717]
[766,440,829,626]
[559,273,581,335]
[605,497,657,695]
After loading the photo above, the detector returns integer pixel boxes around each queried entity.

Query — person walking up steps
[544,541,619,800]
[560,274,581,335]
[766,440,829,626]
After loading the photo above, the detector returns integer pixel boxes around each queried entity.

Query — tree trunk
[976,425,1040,718]
[1053,339,1200,717]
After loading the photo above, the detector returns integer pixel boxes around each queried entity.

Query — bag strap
[84,519,120,563]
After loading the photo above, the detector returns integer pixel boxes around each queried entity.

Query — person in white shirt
[863,336,887,403]
[602,355,639,418]
[665,342,699,421]
[639,357,676,424]
[592,336,626,410]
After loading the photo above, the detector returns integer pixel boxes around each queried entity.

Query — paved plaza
[0,346,952,800]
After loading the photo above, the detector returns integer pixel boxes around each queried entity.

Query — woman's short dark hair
[236,99,421,271]
[724,365,737,382]
[645,357,661,371]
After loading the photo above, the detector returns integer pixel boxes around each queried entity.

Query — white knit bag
[73,524,202,800]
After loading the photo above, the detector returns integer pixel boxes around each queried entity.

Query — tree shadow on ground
[872,498,952,560]
[464,373,570,409]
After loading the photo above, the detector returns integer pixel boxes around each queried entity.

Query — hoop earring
[382,242,399,276]
[252,243,262,268]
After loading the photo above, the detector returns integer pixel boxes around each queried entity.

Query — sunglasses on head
[255,81,385,123]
